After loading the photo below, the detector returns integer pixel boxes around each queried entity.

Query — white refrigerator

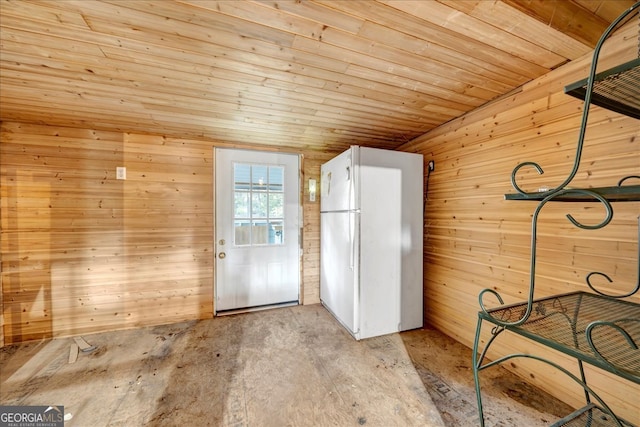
[320,146,423,340]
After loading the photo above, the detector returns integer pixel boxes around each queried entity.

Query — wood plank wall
[400,22,639,422]
[0,123,332,347]
[1,15,638,424]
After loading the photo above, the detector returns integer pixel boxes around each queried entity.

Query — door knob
[218,252,226,259]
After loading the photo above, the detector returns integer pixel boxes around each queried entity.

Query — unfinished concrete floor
[1,304,573,426]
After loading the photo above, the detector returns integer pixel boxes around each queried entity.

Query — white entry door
[215,148,300,313]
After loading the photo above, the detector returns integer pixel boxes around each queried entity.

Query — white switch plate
[116,167,126,180]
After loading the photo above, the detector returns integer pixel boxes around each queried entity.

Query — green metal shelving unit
[472,3,640,427]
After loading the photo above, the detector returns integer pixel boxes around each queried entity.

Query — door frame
[213,147,303,315]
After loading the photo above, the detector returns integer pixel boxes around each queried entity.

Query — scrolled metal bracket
[586,319,640,380]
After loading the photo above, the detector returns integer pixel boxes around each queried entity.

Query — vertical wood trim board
[400,22,640,423]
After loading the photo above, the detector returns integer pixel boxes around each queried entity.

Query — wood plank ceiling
[0,0,635,152]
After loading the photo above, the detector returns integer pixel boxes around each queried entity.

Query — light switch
[116,167,126,180]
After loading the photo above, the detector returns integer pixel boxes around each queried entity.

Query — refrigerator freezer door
[320,147,358,212]
[320,211,359,336]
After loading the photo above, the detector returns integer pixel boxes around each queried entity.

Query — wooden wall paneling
[0,121,331,345]
[0,231,2,347]
[403,20,640,423]
[0,126,217,343]
[301,152,334,305]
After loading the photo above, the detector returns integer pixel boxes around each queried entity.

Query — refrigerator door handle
[348,146,358,271]
[349,212,359,270]
[349,212,354,270]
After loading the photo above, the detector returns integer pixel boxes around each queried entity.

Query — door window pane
[233,162,286,246]
[252,193,268,218]
[252,221,269,245]
[252,165,268,192]
[270,220,284,244]
[234,220,251,246]
[234,192,250,217]
[234,164,251,191]
[269,193,283,217]
[269,166,284,191]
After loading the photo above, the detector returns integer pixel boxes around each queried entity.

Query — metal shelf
[565,58,640,119]
[505,185,640,202]
[480,292,640,385]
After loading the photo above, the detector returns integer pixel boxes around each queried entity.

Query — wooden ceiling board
[577,0,638,22]
[355,20,530,87]
[502,0,636,46]
[441,0,593,60]
[0,0,635,153]
[381,0,568,68]
[317,26,516,97]
[318,0,552,80]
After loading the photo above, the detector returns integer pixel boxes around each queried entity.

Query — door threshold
[216,300,299,316]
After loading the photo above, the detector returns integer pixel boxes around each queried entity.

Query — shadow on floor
[400,325,574,427]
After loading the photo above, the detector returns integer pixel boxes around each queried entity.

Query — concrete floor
[1,304,572,426]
